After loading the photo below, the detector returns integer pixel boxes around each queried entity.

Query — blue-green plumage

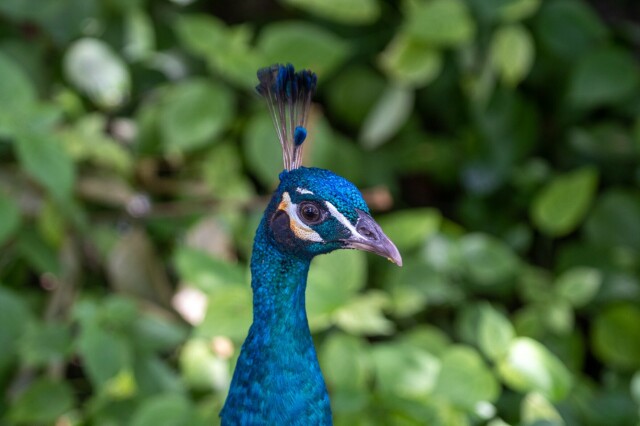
[221,66,401,425]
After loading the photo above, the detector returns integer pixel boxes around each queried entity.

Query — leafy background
[1,0,640,425]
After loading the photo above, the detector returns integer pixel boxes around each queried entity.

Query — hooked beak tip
[383,239,403,266]
[344,210,403,267]
[389,250,403,267]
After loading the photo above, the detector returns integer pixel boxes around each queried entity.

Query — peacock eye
[298,202,324,225]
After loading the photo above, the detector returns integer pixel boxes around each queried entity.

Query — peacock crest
[255,63,317,171]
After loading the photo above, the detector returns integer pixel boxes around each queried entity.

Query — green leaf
[460,233,519,285]
[281,0,380,25]
[491,24,534,87]
[123,9,155,61]
[359,84,414,149]
[387,261,461,316]
[8,378,74,424]
[585,189,640,251]
[134,98,162,155]
[0,52,36,116]
[320,333,371,391]
[499,0,541,22]
[477,303,516,361]
[0,288,32,374]
[175,15,262,88]
[457,303,515,360]
[61,113,133,176]
[592,304,640,370]
[325,65,386,129]
[16,229,60,274]
[518,265,553,304]
[404,0,475,47]
[134,354,185,397]
[64,38,130,109]
[132,314,189,353]
[535,0,607,60]
[541,299,574,335]
[0,192,21,245]
[101,296,139,331]
[568,47,640,110]
[432,346,500,408]
[77,324,133,391]
[399,325,451,357]
[257,21,350,77]
[179,339,229,391]
[554,267,602,307]
[14,130,75,202]
[130,394,195,426]
[174,247,245,293]
[378,33,443,89]
[376,208,441,252]
[159,79,235,153]
[174,14,226,56]
[334,290,394,336]
[531,167,598,237]
[372,343,441,398]
[201,144,255,202]
[3,0,99,45]
[197,285,253,341]
[103,369,137,399]
[307,250,367,330]
[243,111,284,187]
[497,337,572,401]
[0,0,35,21]
[521,392,565,426]
[18,322,72,367]
[423,234,464,274]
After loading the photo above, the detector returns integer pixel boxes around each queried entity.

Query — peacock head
[265,167,402,264]
[256,63,402,266]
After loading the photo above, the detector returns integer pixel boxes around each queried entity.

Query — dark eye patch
[271,210,291,236]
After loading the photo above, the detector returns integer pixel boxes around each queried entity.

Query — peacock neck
[250,218,311,330]
[221,217,332,425]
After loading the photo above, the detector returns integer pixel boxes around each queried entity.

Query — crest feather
[256,63,317,171]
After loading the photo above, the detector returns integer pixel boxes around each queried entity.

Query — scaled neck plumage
[251,216,311,329]
[221,216,332,425]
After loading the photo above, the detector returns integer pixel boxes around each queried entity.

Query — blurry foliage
[0,0,640,425]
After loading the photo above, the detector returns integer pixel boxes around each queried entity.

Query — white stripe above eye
[296,188,314,195]
[324,201,362,240]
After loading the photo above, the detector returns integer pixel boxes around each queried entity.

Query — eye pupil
[303,205,318,220]
[299,202,321,224]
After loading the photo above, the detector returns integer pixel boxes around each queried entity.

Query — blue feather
[294,126,307,146]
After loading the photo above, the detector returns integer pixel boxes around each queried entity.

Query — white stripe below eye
[324,201,362,240]
[280,192,323,242]
[296,188,314,195]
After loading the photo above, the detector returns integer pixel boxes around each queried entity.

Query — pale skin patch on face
[296,188,314,195]
[278,192,323,242]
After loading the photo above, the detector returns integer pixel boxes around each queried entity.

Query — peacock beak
[342,209,403,267]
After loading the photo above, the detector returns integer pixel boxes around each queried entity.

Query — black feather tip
[256,64,317,102]
[255,63,317,171]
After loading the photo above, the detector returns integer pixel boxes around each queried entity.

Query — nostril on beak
[358,225,378,240]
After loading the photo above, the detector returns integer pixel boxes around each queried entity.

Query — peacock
[220,64,402,425]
